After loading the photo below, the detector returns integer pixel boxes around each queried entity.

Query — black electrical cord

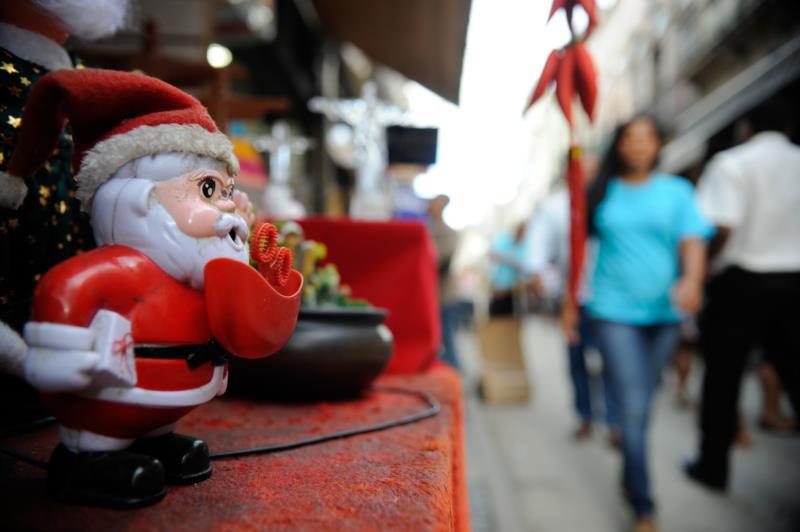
[0,386,440,469]
[0,442,51,469]
[209,385,441,460]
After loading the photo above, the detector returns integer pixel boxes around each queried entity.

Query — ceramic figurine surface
[1,69,302,508]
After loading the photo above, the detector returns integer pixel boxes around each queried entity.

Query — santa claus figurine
[1,69,302,508]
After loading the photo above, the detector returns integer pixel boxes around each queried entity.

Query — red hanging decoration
[567,147,587,299]
[555,46,577,126]
[548,0,599,37]
[573,42,598,121]
[526,49,561,110]
[523,41,597,122]
[524,0,600,303]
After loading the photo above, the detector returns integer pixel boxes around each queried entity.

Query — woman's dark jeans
[593,319,680,518]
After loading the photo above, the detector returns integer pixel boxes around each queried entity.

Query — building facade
[586,0,800,175]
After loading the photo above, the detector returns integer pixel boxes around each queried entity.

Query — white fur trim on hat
[0,170,29,209]
[75,123,239,211]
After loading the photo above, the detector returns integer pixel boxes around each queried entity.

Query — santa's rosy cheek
[156,183,222,238]
[175,204,222,238]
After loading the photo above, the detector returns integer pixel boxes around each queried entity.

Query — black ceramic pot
[227,307,393,400]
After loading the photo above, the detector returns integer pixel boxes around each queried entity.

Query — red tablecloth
[0,365,467,531]
[298,217,442,374]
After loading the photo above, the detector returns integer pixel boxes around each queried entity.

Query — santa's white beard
[32,0,131,40]
[154,205,249,290]
[92,178,249,290]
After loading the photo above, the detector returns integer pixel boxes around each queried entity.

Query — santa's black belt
[134,339,229,369]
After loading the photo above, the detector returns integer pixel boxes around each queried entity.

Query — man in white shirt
[686,97,800,491]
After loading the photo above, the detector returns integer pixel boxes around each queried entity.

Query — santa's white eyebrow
[186,169,224,180]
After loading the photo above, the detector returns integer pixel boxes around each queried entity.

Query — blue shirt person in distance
[488,222,527,316]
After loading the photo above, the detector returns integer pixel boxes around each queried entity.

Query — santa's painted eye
[200,177,216,199]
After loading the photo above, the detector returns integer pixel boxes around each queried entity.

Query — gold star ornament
[20,77,31,86]
[0,62,18,74]
[7,115,21,128]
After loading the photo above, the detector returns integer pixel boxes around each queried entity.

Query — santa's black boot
[47,444,166,509]
[130,433,211,484]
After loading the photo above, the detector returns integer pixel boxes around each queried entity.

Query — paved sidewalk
[463,315,800,532]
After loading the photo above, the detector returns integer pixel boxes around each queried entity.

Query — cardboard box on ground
[476,316,530,404]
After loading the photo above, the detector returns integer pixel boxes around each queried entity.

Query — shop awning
[309,0,472,104]
[660,35,800,173]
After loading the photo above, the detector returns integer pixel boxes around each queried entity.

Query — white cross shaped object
[309,82,407,218]
[249,121,313,219]
[250,121,313,187]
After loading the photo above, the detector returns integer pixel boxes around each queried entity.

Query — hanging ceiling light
[207,43,233,69]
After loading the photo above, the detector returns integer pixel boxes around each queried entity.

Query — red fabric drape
[298,217,442,374]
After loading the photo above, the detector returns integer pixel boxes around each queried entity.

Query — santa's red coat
[32,245,243,439]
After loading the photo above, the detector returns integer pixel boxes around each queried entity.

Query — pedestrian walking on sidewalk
[686,97,800,492]
[578,115,712,532]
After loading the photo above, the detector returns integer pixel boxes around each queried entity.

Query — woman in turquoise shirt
[583,116,712,532]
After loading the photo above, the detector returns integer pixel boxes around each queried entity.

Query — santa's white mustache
[213,213,249,245]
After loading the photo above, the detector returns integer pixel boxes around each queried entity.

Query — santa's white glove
[25,347,102,392]
[24,311,137,391]
[23,322,99,393]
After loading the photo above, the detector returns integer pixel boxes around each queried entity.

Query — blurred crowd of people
[431,95,799,532]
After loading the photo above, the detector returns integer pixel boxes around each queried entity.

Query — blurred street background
[2,0,799,530]
[463,317,800,532]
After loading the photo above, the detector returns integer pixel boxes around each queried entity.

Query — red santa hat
[0,69,238,210]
